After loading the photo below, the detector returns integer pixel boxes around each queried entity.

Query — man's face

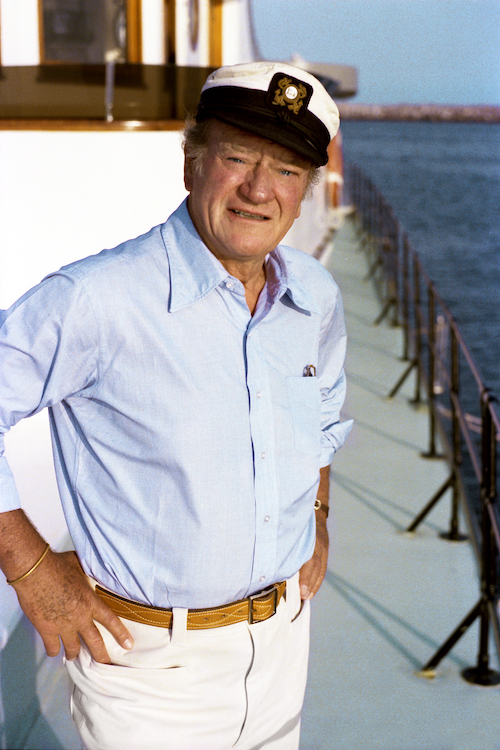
[184,121,311,269]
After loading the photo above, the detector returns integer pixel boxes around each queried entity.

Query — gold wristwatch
[314,499,329,517]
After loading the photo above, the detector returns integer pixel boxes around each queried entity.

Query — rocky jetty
[337,103,500,123]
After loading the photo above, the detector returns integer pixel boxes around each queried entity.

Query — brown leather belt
[95,581,286,630]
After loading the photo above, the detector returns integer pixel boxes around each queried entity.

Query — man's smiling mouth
[231,209,269,221]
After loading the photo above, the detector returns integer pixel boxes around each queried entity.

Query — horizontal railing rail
[346,162,500,685]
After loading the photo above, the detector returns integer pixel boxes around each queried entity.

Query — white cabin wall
[0,128,188,641]
[175,0,260,68]
[0,130,187,307]
[141,0,167,64]
[0,0,40,65]
[197,0,211,66]
[175,0,210,66]
[221,0,260,65]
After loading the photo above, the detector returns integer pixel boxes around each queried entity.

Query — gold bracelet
[6,542,51,585]
[314,499,329,518]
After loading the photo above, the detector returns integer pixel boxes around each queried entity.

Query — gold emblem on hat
[272,76,308,115]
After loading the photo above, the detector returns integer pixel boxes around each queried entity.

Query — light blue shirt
[0,200,351,609]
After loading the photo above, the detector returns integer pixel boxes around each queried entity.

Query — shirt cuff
[0,456,22,513]
[320,418,353,466]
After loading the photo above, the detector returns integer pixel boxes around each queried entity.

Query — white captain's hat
[196,61,340,167]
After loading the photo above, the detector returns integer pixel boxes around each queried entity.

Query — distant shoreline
[337,103,500,123]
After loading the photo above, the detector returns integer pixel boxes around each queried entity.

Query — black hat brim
[196,86,330,167]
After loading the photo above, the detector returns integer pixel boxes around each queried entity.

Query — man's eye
[280,169,293,177]
[228,156,244,164]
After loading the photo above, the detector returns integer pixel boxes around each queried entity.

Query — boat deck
[8,216,500,750]
[302,215,500,750]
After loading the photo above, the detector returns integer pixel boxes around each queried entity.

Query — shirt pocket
[286,376,321,456]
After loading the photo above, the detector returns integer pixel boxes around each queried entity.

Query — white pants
[66,574,310,750]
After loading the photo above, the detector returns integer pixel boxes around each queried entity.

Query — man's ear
[184,156,193,192]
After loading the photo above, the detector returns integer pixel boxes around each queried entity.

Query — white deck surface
[301,216,500,750]
[11,217,500,750]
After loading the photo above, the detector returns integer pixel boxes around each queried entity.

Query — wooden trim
[0,119,185,131]
[165,0,176,64]
[38,0,45,63]
[126,0,142,63]
[209,0,222,68]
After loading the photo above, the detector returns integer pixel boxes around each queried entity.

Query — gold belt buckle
[248,583,279,625]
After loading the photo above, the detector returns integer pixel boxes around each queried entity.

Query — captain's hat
[196,61,340,167]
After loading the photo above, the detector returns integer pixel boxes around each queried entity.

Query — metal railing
[347,162,500,685]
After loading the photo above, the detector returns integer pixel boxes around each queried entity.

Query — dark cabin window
[41,0,139,63]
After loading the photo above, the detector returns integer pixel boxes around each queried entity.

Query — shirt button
[256,391,262,398]
[259,575,266,583]
[264,515,271,523]
[261,451,266,459]
[225,280,235,290]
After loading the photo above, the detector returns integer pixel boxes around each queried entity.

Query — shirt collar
[162,199,320,316]
[267,248,321,315]
[161,200,228,312]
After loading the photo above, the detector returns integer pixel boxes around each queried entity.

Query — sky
[251,0,500,105]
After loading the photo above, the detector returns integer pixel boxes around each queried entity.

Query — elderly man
[0,62,350,749]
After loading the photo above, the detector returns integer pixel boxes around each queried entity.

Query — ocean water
[341,121,500,400]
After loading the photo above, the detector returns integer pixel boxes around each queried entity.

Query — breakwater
[337,103,500,123]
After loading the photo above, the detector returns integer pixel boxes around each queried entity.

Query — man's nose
[239,166,274,203]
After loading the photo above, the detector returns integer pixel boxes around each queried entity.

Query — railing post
[462,390,500,685]
[386,204,397,328]
[401,231,411,361]
[439,330,467,541]
[387,231,418,398]
[422,288,440,457]
[410,254,422,405]
[389,212,400,328]
[406,318,457,536]
[374,202,399,327]
[418,392,500,680]
[387,238,418,400]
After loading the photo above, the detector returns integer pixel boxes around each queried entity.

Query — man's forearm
[316,465,330,512]
[0,508,133,662]
[0,509,49,582]
[298,464,330,599]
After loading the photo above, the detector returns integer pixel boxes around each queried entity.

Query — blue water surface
[341,121,500,396]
